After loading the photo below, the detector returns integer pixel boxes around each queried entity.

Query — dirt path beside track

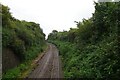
[28,43,63,78]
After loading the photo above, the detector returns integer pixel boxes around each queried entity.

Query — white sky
[1,0,98,38]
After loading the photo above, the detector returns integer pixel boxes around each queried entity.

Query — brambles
[48,2,120,78]
[2,4,46,78]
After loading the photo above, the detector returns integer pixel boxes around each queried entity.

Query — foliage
[2,5,46,61]
[2,44,47,79]
[2,4,46,78]
[3,62,29,79]
[48,2,120,79]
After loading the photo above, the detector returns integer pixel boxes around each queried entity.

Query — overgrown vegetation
[2,4,46,78]
[48,2,120,78]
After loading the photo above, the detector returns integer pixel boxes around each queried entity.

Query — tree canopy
[48,2,120,78]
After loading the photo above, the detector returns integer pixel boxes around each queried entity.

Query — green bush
[48,2,120,78]
[2,4,46,78]
[2,28,16,47]
[11,38,26,60]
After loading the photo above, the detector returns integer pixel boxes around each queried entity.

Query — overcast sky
[1,0,98,38]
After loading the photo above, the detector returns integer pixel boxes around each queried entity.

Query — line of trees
[48,2,120,78]
[2,4,46,73]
